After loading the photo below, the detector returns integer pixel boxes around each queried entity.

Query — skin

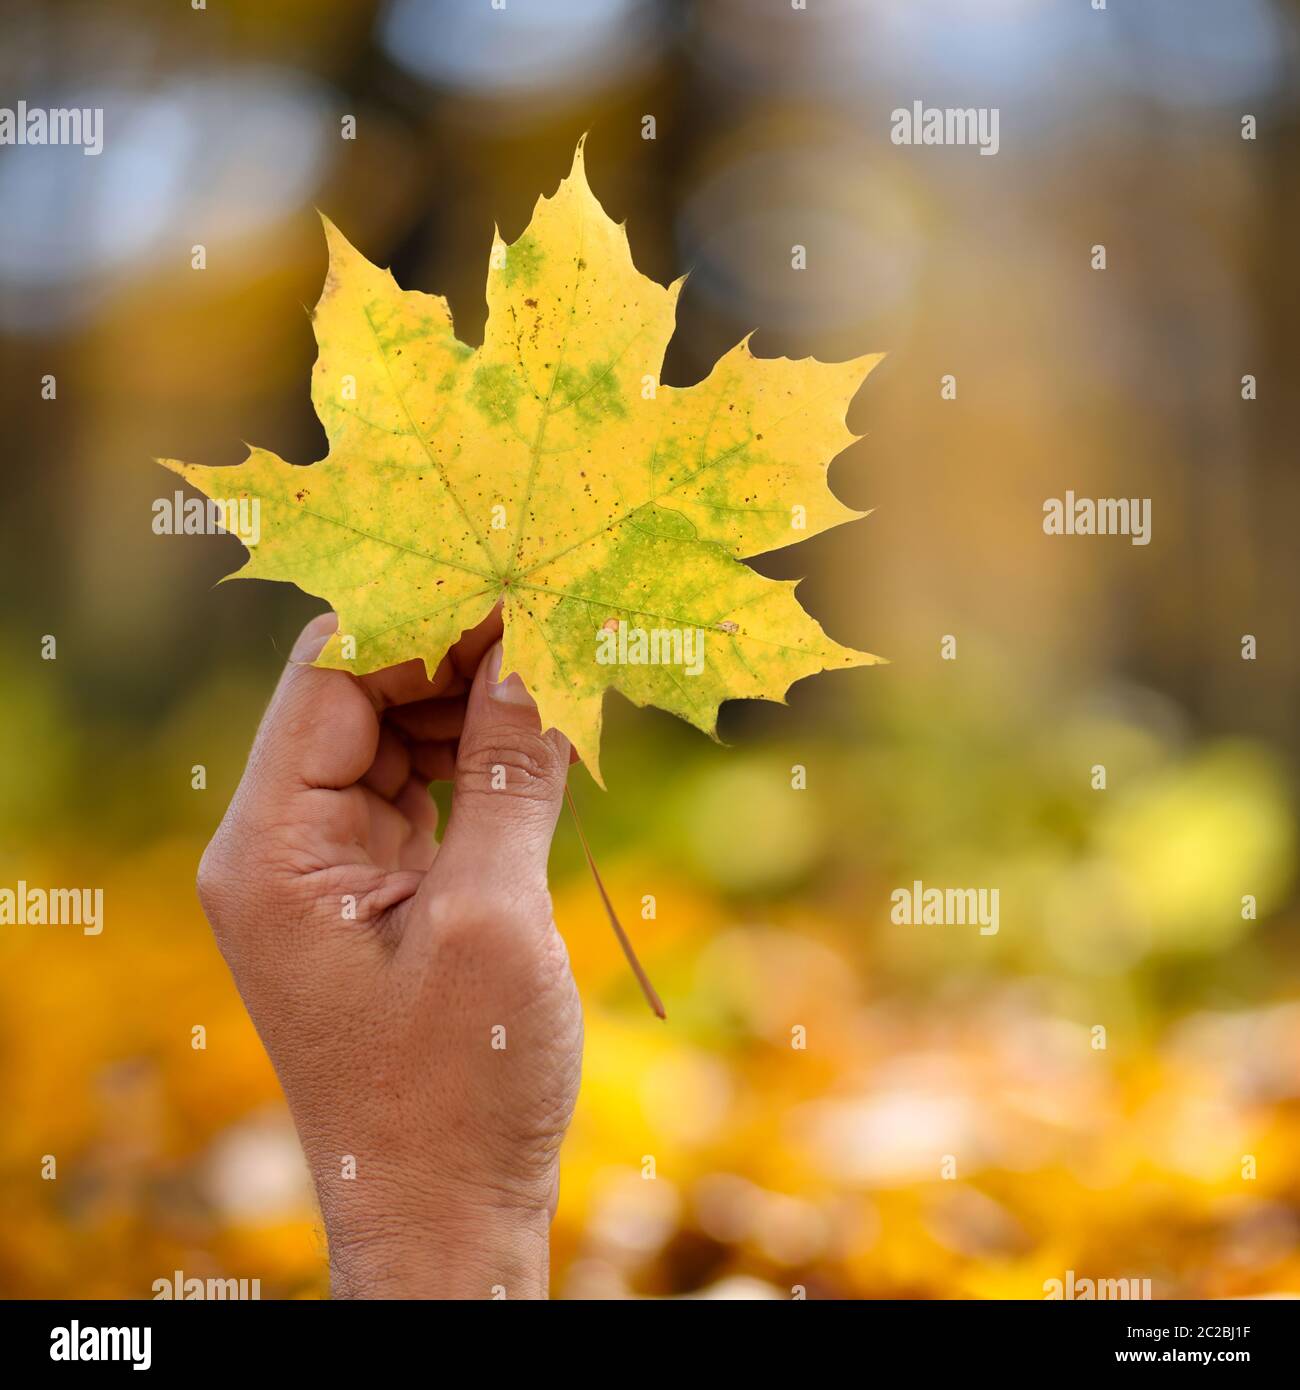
[195,606,582,1299]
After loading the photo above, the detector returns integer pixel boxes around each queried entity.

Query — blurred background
[1,0,1299,1299]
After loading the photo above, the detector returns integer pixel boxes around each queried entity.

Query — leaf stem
[564,783,666,1020]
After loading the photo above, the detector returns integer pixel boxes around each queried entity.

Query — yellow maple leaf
[160,139,884,783]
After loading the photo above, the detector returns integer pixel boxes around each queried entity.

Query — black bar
[3,1297,1287,1374]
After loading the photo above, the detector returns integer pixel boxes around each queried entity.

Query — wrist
[322,1187,552,1300]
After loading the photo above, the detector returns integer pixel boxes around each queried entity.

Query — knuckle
[455,729,566,803]
[196,821,270,931]
[195,835,247,965]
[195,837,231,921]
[427,888,518,940]
[425,886,552,957]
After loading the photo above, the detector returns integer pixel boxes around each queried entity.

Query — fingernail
[291,612,337,663]
[484,642,536,706]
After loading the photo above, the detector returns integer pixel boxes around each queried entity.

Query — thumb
[434,642,571,895]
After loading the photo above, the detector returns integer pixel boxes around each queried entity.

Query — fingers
[332,600,500,722]
[253,613,470,800]
[393,776,441,844]
[432,642,571,905]
[361,726,412,801]
[219,611,490,900]
[357,602,502,712]
[243,613,381,803]
[449,602,504,682]
[356,651,459,712]
[347,782,439,873]
[411,741,458,783]
[388,697,469,743]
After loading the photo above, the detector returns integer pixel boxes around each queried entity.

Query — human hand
[195,608,582,1299]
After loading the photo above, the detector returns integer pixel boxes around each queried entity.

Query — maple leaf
[160,138,884,784]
